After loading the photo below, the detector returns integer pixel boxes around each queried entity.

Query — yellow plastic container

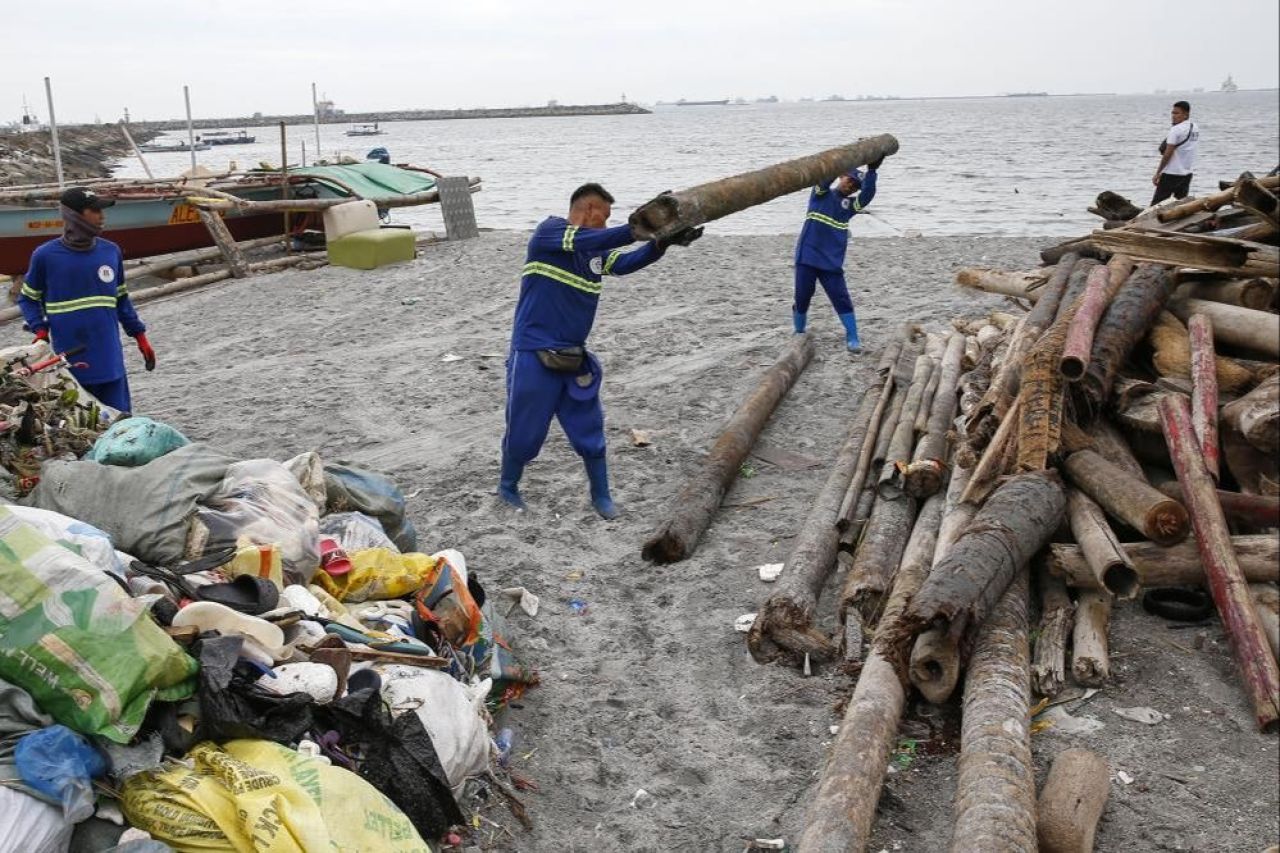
[327,228,416,270]
[220,543,284,590]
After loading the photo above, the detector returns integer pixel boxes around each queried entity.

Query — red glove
[32,328,48,343]
[135,333,156,371]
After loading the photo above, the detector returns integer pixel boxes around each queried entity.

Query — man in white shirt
[1151,100,1199,205]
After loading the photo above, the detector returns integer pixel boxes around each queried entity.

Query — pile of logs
[756,170,1280,851]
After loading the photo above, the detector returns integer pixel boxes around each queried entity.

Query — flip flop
[319,538,353,577]
[172,601,287,661]
[194,574,280,615]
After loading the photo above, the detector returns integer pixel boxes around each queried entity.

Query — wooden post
[1159,393,1280,730]
[1178,277,1276,311]
[43,77,64,189]
[1050,535,1280,590]
[1063,449,1189,545]
[1066,488,1139,599]
[642,335,815,563]
[950,568,1035,853]
[196,210,249,278]
[280,121,291,255]
[840,492,918,630]
[1060,255,1134,381]
[1037,748,1111,853]
[905,333,967,498]
[1033,559,1075,697]
[1187,314,1221,482]
[1071,589,1111,687]
[118,120,154,179]
[1169,298,1280,359]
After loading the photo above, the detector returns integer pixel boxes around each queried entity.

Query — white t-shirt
[1163,120,1199,175]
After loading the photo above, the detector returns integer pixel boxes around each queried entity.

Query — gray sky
[5,0,1278,123]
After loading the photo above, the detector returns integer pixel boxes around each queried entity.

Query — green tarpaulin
[290,162,437,202]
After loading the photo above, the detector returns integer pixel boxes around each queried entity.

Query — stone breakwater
[0,126,157,187]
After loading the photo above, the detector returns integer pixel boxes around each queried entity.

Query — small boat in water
[676,99,729,106]
[199,129,256,146]
[139,139,212,153]
[345,122,384,137]
[1220,74,1238,93]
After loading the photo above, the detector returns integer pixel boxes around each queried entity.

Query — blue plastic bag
[15,725,106,822]
[86,417,190,467]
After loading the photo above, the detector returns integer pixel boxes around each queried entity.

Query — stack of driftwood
[747,171,1280,852]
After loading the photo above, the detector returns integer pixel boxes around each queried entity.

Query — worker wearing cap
[499,182,701,518]
[792,159,881,352]
[18,187,156,412]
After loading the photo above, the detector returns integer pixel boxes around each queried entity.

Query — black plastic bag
[193,637,314,744]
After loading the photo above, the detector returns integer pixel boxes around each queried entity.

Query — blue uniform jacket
[18,238,146,384]
[511,217,662,351]
[794,169,877,271]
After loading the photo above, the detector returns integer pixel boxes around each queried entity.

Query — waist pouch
[535,347,585,373]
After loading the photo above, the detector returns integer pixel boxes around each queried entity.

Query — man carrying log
[791,157,882,352]
[17,187,156,413]
[499,183,701,518]
[1151,100,1199,206]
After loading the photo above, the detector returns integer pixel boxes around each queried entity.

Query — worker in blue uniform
[500,183,701,518]
[18,187,156,412]
[792,158,882,351]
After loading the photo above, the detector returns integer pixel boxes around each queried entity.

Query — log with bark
[1155,174,1280,222]
[840,491,919,630]
[1155,481,1280,529]
[747,337,906,666]
[1252,584,1280,662]
[1075,264,1175,422]
[1041,235,1100,265]
[1188,313,1221,482]
[961,394,1021,506]
[1148,311,1267,397]
[1089,190,1143,222]
[794,491,948,853]
[1177,276,1277,311]
[1234,177,1280,229]
[1071,589,1111,687]
[1060,255,1134,381]
[881,471,1065,672]
[1168,297,1280,359]
[1221,374,1279,453]
[954,267,1051,302]
[1019,295,1079,472]
[1089,228,1280,278]
[878,354,936,499]
[1055,258,1102,321]
[642,334,814,563]
[949,568,1035,853]
[905,333,967,498]
[1033,559,1076,697]
[1062,449,1189,544]
[1036,748,1112,853]
[1050,534,1280,589]
[1087,418,1148,481]
[1065,488,1139,599]
[1160,393,1280,730]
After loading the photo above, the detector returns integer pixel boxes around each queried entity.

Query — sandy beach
[6,230,1274,851]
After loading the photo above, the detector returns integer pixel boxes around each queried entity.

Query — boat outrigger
[0,162,479,276]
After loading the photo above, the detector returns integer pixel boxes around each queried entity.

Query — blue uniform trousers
[80,375,131,413]
[503,349,605,465]
[794,264,854,316]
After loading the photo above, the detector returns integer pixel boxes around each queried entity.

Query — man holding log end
[1151,100,1199,205]
[499,182,701,518]
[791,157,882,352]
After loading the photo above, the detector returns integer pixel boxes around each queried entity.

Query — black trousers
[1151,173,1193,206]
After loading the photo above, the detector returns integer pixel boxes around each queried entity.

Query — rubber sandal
[194,574,280,615]
[172,601,287,660]
[1142,587,1214,622]
[319,537,353,577]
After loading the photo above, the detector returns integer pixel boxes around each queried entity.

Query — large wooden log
[882,471,1065,668]
[1040,235,1099,266]
[1032,559,1075,697]
[1177,276,1277,311]
[1187,314,1221,482]
[1054,259,1102,322]
[1155,174,1280,222]
[1159,394,1280,730]
[642,335,814,563]
[1148,311,1265,397]
[1037,748,1112,853]
[1066,488,1139,599]
[1063,449,1189,545]
[1234,178,1280,229]
[841,492,918,629]
[1221,374,1279,453]
[878,354,936,498]
[961,394,1021,506]
[839,383,909,544]
[1168,297,1280,359]
[954,267,1051,301]
[795,491,947,853]
[1156,481,1280,529]
[1019,294,1080,471]
[1088,419,1148,481]
[1252,584,1280,662]
[1060,255,1134,381]
[196,208,249,278]
[1071,589,1112,687]
[629,135,899,241]
[1076,264,1175,421]
[1090,228,1280,278]
[905,333,967,498]
[949,568,1035,853]
[1051,534,1280,589]
[747,338,906,666]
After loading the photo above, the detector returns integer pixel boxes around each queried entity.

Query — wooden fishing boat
[0,163,471,277]
[345,122,384,137]
[199,130,256,146]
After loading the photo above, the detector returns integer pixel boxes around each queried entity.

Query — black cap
[60,187,115,213]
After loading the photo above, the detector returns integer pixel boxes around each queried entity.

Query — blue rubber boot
[793,310,807,334]
[837,311,862,353]
[498,454,526,510]
[583,456,619,519]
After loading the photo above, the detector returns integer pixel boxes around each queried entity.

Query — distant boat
[676,99,729,106]
[1005,92,1048,97]
[824,94,846,102]
[199,129,256,146]
[1220,74,1238,93]
[345,122,384,136]
[755,95,779,103]
[139,139,211,153]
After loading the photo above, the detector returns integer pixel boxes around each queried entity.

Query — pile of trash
[0,392,538,851]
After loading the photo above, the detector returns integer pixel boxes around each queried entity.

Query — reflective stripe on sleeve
[19,284,42,301]
[562,225,578,252]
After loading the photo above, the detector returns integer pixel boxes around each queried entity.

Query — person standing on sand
[1151,100,1199,206]
[792,157,883,352]
[499,183,701,518]
[18,187,156,412]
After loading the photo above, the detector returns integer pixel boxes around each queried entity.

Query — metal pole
[43,77,65,189]
[119,120,154,179]
[183,85,197,172]
[280,121,291,255]
[311,82,322,162]
[301,139,306,168]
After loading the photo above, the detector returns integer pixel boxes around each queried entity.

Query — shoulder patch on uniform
[589,256,605,275]
[97,264,115,283]
[841,198,851,210]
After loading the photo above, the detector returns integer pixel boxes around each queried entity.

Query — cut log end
[908,628,961,704]
[1060,355,1087,381]
[904,459,947,500]
[640,530,686,565]
[1148,499,1192,545]
[1103,563,1141,600]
